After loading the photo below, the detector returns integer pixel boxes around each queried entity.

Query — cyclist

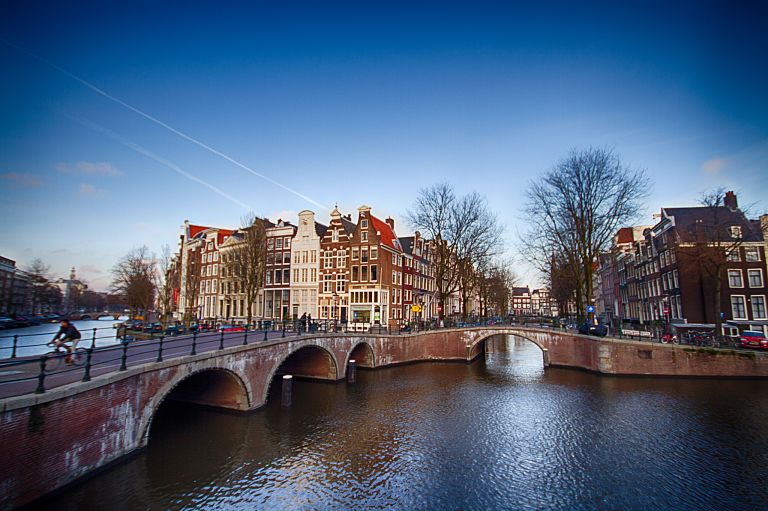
[48,319,82,364]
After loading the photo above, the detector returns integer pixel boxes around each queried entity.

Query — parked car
[165,323,186,336]
[740,331,768,350]
[219,324,245,333]
[0,316,14,329]
[578,323,608,337]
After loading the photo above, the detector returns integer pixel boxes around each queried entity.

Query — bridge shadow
[265,345,340,405]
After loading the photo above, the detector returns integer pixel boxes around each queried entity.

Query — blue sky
[1,1,766,290]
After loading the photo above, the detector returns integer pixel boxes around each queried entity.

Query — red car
[219,324,245,333]
[740,331,768,349]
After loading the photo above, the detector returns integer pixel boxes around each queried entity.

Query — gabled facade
[290,210,327,319]
[318,206,354,324]
[263,220,296,321]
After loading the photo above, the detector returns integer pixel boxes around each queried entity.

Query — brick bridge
[2,326,767,509]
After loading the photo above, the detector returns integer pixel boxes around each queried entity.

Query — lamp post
[332,292,338,332]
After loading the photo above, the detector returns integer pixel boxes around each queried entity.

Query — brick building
[263,220,296,321]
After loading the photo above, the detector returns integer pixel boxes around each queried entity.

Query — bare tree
[408,183,503,320]
[476,259,517,317]
[25,258,53,314]
[225,214,268,325]
[520,147,649,321]
[677,187,750,336]
[111,246,157,320]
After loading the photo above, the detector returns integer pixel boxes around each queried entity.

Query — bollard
[281,375,293,407]
[82,347,93,382]
[191,331,197,355]
[465,343,472,362]
[219,330,225,350]
[11,335,18,358]
[542,348,551,367]
[120,341,128,371]
[91,328,97,349]
[264,328,268,342]
[347,359,356,383]
[243,325,249,345]
[157,336,164,362]
[35,356,47,394]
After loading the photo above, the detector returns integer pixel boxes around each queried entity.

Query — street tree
[157,244,178,327]
[25,258,55,313]
[520,147,649,321]
[408,183,503,320]
[224,214,268,325]
[110,246,157,320]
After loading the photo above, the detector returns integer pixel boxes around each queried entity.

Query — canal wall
[1,327,767,509]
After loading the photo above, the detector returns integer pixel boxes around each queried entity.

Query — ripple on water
[44,335,768,511]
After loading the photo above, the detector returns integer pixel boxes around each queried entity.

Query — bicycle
[45,342,87,371]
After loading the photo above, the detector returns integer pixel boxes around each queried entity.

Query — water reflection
[44,335,768,511]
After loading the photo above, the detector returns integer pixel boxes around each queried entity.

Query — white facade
[290,210,324,318]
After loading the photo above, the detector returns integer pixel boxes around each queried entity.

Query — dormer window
[361,219,368,229]
[729,226,742,239]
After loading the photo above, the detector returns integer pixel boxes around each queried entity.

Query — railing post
[219,330,225,350]
[91,327,97,349]
[35,356,47,394]
[264,328,268,342]
[282,375,293,407]
[282,322,286,338]
[11,335,18,358]
[82,347,93,382]
[120,341,128,371]
[156,336,164,362]
[243,325,249,345]
[191,331,197,355]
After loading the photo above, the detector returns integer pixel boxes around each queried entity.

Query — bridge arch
[261,343,340,405]
[138,364,252,447]
[346,341,376,369]
[467,329,548,364]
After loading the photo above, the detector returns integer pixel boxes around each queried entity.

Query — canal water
[0,317,127,358]
[43,336,768,511]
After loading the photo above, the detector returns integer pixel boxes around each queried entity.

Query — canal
[43,335,768,510]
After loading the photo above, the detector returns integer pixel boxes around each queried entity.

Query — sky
[1,1,767,291]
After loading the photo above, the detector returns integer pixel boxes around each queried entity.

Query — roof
[512,286,531,296]
[399,236,415,255]
[188,224,233,245]
[340,217,356,236]
[615,227,635,245]
[663,206,763,243]
[370,214,401,251]
[315,222,328,238]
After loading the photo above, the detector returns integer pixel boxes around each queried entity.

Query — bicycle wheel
[70,347,88,366]
[45,350,68,371]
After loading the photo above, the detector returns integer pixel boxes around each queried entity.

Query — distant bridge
[1,326,766,509]
[67,311,124,321]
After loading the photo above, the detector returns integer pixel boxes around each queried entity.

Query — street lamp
[332,292,338,332]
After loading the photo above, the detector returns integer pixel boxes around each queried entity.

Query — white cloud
[78,183,107,196]
[702,158,727,175]
[56,161,122,176]
[0,172,43,187]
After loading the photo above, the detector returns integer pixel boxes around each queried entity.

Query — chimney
[724,191,738,211]
[385,217,395,230]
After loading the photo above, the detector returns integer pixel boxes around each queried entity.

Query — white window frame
[745,247,761,262]
[751,295,767,320]
[728,269,744,288]
[748,269,764,288]
[731,295,747,320]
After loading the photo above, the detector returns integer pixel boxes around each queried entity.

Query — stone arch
[260,343,340,405]
[137,364,252,447]
[467,329,548,363]
[346,341,376,369]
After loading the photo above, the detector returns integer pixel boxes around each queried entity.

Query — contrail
[69,114,253,211]
[1,38,328,210]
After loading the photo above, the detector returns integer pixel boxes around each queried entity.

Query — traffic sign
[411,305,422,313]
[587,305,595,313]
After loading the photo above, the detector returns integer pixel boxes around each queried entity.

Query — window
[361,265,369,281]
[332,229,339,242]
[294,269,299,282]
[338,250,347,268]
[352,247,359,260]
[212,264,218,276]
[311,268,316,282]
[267,239,274,250]
[283,269,290,283]
[212,280,217,293]
[301,268,307,282]
[311,251,317,263]
[284,237,291,248]
[324,251,333,269]
[361,231,368,242]
[206,266,212,276]
[302,251,308,263]
[748,269,764,288]
[731,295,747,319]
[274,270,282,284]
[728,269,744,288]
[323,275,333,293]
[266,253,274,265]
[361,219,368,229]
[729,226,742,239]
[213,252,219,261]
[751,296,767,319]
[283,252,291,264]
[336,274,346,293]
[352,266,359,281]
[745,247,761,262]
[371,265,378,282]
[207,253,213,263]
[276,238,283,250]
[361,248,369,263]
[371,247,378,259]
[726,249,741,262]
[266,272,272,285]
